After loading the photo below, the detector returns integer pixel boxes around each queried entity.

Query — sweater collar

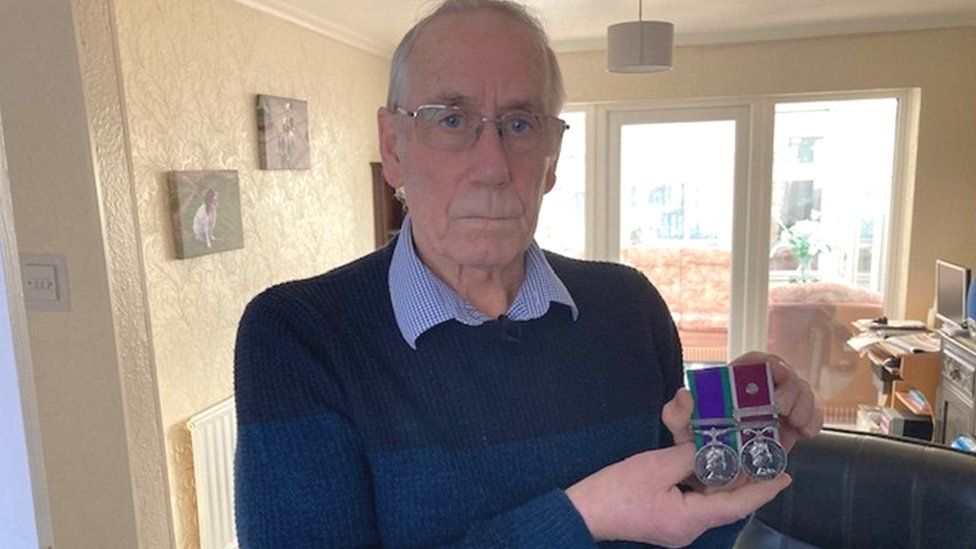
[388,216,578,349]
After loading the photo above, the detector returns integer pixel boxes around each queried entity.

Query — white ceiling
[234,0,976,57]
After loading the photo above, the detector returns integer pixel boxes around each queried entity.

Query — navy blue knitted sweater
[234,242,740,548]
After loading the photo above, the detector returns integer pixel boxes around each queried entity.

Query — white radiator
[187,397,238,549]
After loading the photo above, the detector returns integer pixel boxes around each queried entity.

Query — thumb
[662,389,695,445]
[641,442,698,486]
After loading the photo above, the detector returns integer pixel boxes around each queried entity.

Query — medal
[730,362,787,481]
[692,427,740,486]
[739,425,788,481]
[686,366,740,487]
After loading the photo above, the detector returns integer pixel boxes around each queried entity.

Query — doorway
[0,101,53,548]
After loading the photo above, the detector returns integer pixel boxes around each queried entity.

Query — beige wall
[110,0,388,546]
[558,26,976,320]
[4,0,387,546]
[0,1,140,547]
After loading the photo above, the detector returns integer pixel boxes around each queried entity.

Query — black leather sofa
[735,428,976,548]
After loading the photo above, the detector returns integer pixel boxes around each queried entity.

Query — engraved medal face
[740,437,787,481]
[694,443,740,487]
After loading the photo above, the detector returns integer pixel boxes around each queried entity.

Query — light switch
[20,253,69,311]
[22,264,58,301]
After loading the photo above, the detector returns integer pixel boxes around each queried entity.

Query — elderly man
[234,0,822,547]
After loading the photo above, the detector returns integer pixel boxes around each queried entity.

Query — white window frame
[553,105,599,260]
[563,88,918,356]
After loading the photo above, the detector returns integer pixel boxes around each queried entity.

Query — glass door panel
[766,98,898,426]
[536,110,586,258]
[617,117,739,365]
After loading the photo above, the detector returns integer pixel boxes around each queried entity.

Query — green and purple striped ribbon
[686,366,739,452]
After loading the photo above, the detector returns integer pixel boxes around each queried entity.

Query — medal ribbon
[730,362,780,445]
[686,366,739,452]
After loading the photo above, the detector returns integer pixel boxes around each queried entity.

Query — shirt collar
[389,216,578,349]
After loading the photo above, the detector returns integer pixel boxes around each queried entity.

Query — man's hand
[565,442,790,546]
[565,353,821,545]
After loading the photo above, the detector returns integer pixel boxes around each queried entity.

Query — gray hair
[386,0,566,115]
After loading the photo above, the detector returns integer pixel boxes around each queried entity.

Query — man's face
[380,10,560,273]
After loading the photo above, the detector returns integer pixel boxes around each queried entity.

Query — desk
[867,348,940,410]
[857,331,940,440]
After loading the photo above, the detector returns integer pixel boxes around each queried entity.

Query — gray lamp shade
[606,20,674,73]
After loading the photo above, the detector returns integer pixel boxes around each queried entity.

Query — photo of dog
[168,170,243,259]
[192,187,220,248]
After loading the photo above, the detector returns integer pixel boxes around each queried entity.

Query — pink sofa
[621,247,730,361]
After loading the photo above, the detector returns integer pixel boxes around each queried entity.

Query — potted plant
[776,219,833,283]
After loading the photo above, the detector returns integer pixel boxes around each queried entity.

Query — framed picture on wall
[256,94,310,170]
[167,170,244,259]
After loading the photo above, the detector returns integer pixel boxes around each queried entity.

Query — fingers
[764,353,792,383]
[769,358,823,438]
[568,441,790,546]
[778,424,800,452]
[684,473,793,531]
[733,351,824,440]
[805,400,825,437]
[662,389,695,445]
[729,351,770,367]
[774,373,805,418]
[788,383,815,427]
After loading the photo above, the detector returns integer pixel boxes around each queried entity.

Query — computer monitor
[936,259,971,330]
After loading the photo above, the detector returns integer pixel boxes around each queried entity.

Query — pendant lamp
[607,0,674,73]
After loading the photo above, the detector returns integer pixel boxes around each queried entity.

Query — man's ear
[378,107,406,189]
[543,149,561,194]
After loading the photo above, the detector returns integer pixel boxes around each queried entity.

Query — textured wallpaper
[112,0,388,546]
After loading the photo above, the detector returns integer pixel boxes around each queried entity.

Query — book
[894,389,932,416]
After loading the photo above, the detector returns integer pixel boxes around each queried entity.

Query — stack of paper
[886,332,941,354]
[852,318,927,332]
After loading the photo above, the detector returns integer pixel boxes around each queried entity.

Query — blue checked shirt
[389,216,579,349]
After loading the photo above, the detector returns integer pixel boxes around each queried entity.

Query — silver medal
[692,428,740,487]
[740,430,787,481]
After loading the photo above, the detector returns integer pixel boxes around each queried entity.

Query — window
[619,120,735,249]
[770,99,897,291]
[535,91,915,425]
[767,98,900,425]
[612,111,745,364]
[536,111,587,258]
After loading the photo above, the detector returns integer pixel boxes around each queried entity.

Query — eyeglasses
[394,104,569,153]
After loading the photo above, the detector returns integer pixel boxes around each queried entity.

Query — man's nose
[468,120,511,186]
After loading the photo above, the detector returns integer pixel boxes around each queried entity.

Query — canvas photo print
[168,170,244,259]
[257,94,310,170]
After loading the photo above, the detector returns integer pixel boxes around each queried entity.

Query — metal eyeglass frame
[393,104,569,152]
